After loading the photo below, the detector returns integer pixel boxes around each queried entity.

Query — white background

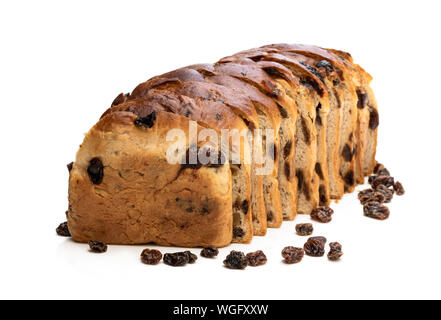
[0,0,440,300]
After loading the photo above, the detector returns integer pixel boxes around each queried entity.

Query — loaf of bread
[67,44,379,247]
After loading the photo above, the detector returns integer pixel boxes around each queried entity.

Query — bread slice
[107,88,254,244]
[326,49,378,179]
[204,59,298,221]
[68,110,233,247]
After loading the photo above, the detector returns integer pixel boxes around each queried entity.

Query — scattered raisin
[342,144,353,162]
[304,239,325,257]
[134,111,157,128]
[140,249,162,265]
[373,162,384,174]
[223,251,247,269]
[358,188,385,205]
[368,175,377,184]
[67,162,73,172]
[163,252,189,267]
[363,201,390,220]
[378,168,390,176]
[310,206,334,223]
[328,242,343,261]
[394,181,405,195]
[371,175,394,189]
[184,251,198,264]
[246,250,267,266]
[201,247,219,258]
[308,236,327,244]
[88,240,107,253]
[87,157,104,185]
[375,184,394,203]
[282,246,304,264]
[295,223,313,236]
[56,222,70,237]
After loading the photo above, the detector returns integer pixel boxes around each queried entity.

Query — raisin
[283,140,292,159]
[163,252,189,267]
[269,143,277,161]
[88,240,107,253]
[246,250,267,266]
[394,181,405,195]
[372,175,394,188]
[356,90,368,109]
[223,251,247,269]
[328,242,343,261]
[368,175,377,184]
[184,251,198,264]
[310,206,334,223]
[284,161,291,181]
[319,185,328,206]
[241,200,249,214]
[342,144,353,162]
[315,163,324,179]
[295,223,313,236]
[304,239,325,257]
[329,242,342,252]
[343,171,355,186]
[67,162,73,172]
[375,184,394,203]
[56,222,70,237]
[140,249,162,265]
[363,201,390,220]
[134,111,157,128]
[373,162,384,174]
[215,113,222,121]
[87,157,104,185]
[369,107,379,130]
[281,246,304,264]
[358,188,385,205]
[300,116,311,145]
[315,60,334,74]
[328,250,343,261]
[277,103,288,118]
[267,211,274,222]
[233,227,245,238]
[299,62,323,81]
[308,236,327,244]
[201,247,219,258]
[378,168,390,176]
[316,103,322,126]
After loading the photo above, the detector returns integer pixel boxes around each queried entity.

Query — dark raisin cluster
[359,161,404,220]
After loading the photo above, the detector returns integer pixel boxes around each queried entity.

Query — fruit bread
[67,43,379,247]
